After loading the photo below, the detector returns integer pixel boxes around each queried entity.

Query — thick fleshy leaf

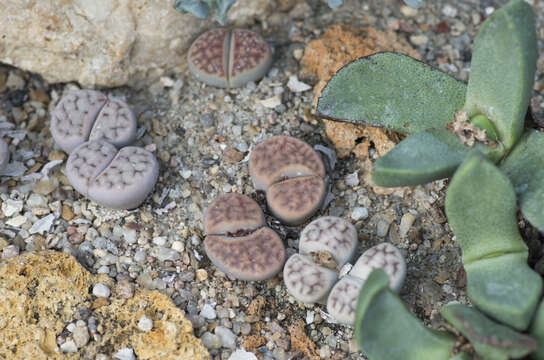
[464,0,537,150]
[449,354,473,360]
[465,253,542,331]
[317,52,466,134]
[441,303,537,360]
[445,152,527,264]
[355,269,456,360]
[372,128,504,187]
[530,300,544,360]
[500,130,544,232]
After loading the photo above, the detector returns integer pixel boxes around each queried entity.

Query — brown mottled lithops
[203,194,285,281]
[326,242,406,325]
[299,216,358,267]
[66,140,159,209]
[0,139,9,173]
[249,136,327,225]
[51,90,137,154]
[283,253,338,304]
[188,28,272,88]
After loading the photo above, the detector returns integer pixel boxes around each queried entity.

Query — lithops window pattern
[188,28,272,88]
[249,136,327,225]
[51,90,137,154]
[203,194,285,281]
[66,141,159,210]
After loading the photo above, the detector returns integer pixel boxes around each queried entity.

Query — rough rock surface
[0,0,273,88]
[0,251,209,360]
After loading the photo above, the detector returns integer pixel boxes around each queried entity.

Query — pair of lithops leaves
[188,28,272,88]
[249,136,327,225]
[284,216,406,325]
[51,90,158,209]
[203,193,286,280]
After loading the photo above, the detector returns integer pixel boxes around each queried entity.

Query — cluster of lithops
[249,136,326,225]
[0,139,9,174]
[188,28,272,88]
[283,216,406,325]
[203,193,286,280]
[51,90,158,209]
[318,1,544,359]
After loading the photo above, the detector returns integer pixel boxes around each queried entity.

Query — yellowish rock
[0,251,210,360]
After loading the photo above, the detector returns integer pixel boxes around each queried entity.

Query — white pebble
[228,349,258,360]
[138,316,153,332]
[442,4,457,17]
[351,207,368,221]
[171,240,184,252]
[60,340,78,353]
[345,171,359,187]
[2,199,23,217]
[200,303,217,320]
[215,326,236,349]
[113,348,135,360]
[92,283,111,298]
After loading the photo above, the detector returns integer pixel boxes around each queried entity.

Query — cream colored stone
[0,0,274,88]
[0,251,209,360]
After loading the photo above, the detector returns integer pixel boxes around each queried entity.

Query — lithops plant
[0,139,9,173]
[327,242,406,325]
[203,193,286,281]
[249,136,327,225]
[66,140,159,209]
[51,90,137,154]
[188,28,272,88]
[284,216,357,304]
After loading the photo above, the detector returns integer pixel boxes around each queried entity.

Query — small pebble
[351,207,368,221]
[92,283,111,298]
[228,349,258,360]
[72,325,90,348]
[115,280,135,299]
[138,316,153,332]
[113,347,136,360]
[409,34,429,46]
[201,332,222,349]
[215,326,236,349]
[200,304,217,320]
[60,340,78,353]
[196,269,208,281]
[2,245,19,260]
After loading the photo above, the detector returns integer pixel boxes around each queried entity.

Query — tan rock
[0,251,209,360]
[0,0,274,88]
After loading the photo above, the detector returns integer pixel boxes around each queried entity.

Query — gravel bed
[1,0,543,359]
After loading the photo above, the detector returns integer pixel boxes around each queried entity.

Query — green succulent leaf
[441,303,537,360]
[465,252,542,331]
[463,0,537,150]
[316,52,466,134]
[372,128,505,187]
[214,0,235,25]
[500,130,544,232]
[445,152,527,263]
[355,269,456,360]
[530,300,544,359]
[173,0,211,19]
[449,353,473,360]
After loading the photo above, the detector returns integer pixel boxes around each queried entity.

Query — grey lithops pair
[327,242,406,325]
[283,216,358,304]
[249,136,327,225]
[203,193,286,281]
[188,28,272,88]
[0,139,9,174]
[51,90,158,209]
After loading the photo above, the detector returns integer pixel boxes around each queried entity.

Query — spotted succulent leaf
[317,52,466,134]
[463,0,537,151]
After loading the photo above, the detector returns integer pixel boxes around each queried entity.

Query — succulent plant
[187,28,272,88]
[0,139,9,173]
[203,193,286,280]
[173,0,235,25]
[327,242,405,325]
[317,0,544,358]
[51,90,137,154]
[66,141,159,210]
[249,136,327,225]
[284,216,357,304]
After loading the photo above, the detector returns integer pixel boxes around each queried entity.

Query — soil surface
[1,0,544,359]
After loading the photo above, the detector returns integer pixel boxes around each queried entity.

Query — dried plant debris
[299,216,357,267]
[188,28,272,88]
[0,139,9,173]
[326,242,406,325]
[66,140,159,209]
[249,136,327,225]
[50,90,137,154]
[203,193,285,281]
[447,110,496,148]
[283,253,338,304]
